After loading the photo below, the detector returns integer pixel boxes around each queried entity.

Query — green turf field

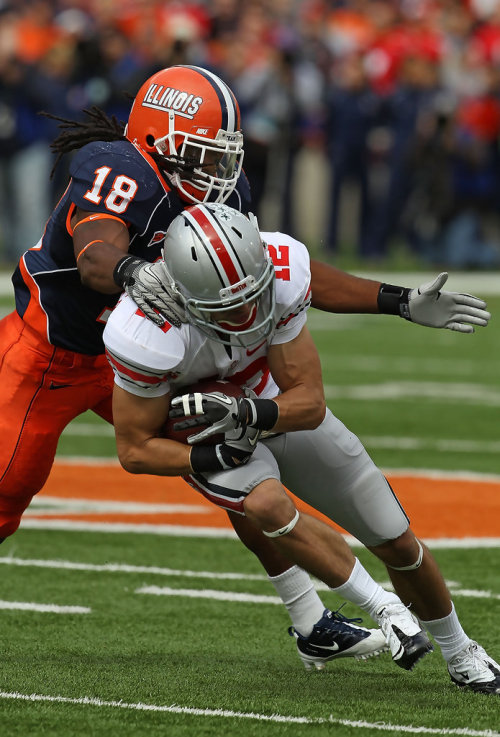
[0,284,499,736]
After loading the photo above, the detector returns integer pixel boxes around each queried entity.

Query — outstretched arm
[309,260,491,333]
[310,260,380,313]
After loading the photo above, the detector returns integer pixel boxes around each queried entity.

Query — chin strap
[262,509,300,538]
[387,539,424,571]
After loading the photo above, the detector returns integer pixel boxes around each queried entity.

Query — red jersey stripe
[106,350,168,385]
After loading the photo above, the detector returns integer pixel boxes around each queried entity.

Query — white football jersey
[103,231,311,399]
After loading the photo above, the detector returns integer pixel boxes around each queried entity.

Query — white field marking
[325,355,491,376]
[0,556,276,583]
[16,519,500,548]
[51,457,500,483]
[137,586,282,604]
[4,558,492,600]
[380,468,500,482]
[0,692,498,736]
[324,381,500,406]
[27,496,210,515]
[137,584,500,604]
[0,600,90,614]
[19,519,240,538]
[362,436,500,454]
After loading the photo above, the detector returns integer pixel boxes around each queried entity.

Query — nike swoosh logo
[248,432,260,448]
[88,214,101,220]
[311,642,340,651]
[246,340,266,357]
[49,382,73,390]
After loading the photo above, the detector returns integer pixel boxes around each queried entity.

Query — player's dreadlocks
[40,106,127,179]
[41,105,204,181]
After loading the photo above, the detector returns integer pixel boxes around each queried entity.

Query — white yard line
[324,381,500,406]
[0,690,497,735]
[137,586,282,604]
[0,601,90,614]
[0,556,273,582]
[27,496,209,515]
[16,519,500,547]
[1,556,498,601]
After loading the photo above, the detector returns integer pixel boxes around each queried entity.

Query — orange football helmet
[126,65,244,204]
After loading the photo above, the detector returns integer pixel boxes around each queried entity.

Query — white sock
[331,557,400,620]
[268,565,325,636]
[421,603,470,661]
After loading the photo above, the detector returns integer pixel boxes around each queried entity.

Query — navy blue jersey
[12,139,251,355]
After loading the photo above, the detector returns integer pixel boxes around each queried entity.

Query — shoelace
[287,604,365,640]
[330,603,363,625]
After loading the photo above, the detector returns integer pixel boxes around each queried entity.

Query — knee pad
[262,509,300,538]
[388,539,423,571]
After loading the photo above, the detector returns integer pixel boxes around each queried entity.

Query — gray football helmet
[162,203,275,346]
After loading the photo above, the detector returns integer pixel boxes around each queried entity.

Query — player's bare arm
[310,260,380,313]
[72,207,130,293]
[72,206,186,328]
[112,386,193,476]
[267,325,326,432]
[310,259,490,333]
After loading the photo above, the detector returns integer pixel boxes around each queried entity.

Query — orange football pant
[0,311,114,539]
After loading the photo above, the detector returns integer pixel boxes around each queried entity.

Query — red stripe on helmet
[188,206,240,285]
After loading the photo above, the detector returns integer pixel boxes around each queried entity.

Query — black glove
[113,256,186,328]
[190,425,261,473]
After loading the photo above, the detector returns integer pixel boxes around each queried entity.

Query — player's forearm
[272,384,326,433]
[310,259,381,313]
[77,241,128,294]
[116,436,193,476]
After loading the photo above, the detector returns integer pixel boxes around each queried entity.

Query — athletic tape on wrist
[262,509,300,538]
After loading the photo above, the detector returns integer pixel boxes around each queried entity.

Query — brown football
[163,379,245,446]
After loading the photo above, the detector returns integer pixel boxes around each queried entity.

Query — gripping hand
[169,391,278,445]
[189,424,261,473]
[113,256,186,328]
[407,272,491,333]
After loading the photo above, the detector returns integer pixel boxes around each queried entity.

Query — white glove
[113,256,186,328]
[407,272,491,334]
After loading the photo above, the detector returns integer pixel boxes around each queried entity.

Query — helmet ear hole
[145,133,156,149]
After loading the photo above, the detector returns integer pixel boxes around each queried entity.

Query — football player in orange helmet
[125,65,244,205]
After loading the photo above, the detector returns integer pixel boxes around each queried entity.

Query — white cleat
[448,641,500,694]
[376,603,433,670]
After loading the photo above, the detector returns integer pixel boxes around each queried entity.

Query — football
[163,379,245,445]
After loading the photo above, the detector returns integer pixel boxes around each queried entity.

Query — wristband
[377,284,411,320]
[113,255,141,288]
[190,444,223,473]
[246,398,279,431]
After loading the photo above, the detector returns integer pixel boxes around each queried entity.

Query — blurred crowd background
[2,0,500,269]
